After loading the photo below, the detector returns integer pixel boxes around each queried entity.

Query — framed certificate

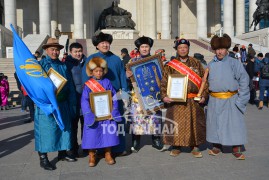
[47,68,67,95]
[126,54,164,114]
[167,74,188,102]
[90,90,113,121]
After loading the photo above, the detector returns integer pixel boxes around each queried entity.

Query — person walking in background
[248,43,256,58]
[194,53,207,69]
[0,73,10,110]
[255,57,269,109]
[65,42,86,157]
[20,85,35,123]
[246,55,256,105]
[233,46,241,62]
[240,45,247,63]
[61,52,68,62]
[34,51,40,60]
[120,48,131,69]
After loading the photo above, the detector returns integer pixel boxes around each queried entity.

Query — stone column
[4,0,16,30]
[196,0,207,38]
[144,0,156,39]
[161,0,170,39]
[73,0,84,39]
[223,0,234,36]
[51,0,58,38]
[39,0,51,35]
[214,0,221,31]
[236,0,245,35]
[249,0,257,31]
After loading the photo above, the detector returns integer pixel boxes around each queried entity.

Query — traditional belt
[210,91,238,99]
[187,93,198,99]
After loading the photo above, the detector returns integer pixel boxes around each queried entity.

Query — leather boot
[88,150,96,167]
[104,148,115,165]
[38,152,56,170]
[58,150,77,162]
[258,101,264,110]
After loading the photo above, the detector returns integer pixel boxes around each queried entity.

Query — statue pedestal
[101,29,139,39]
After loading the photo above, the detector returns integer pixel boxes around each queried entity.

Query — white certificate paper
[170,77,184,98]
[93,94,110,118]
[49,73,62,89]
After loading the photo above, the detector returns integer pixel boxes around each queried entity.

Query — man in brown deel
[160,39,208,158]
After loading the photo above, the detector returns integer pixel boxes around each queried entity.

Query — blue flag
[10,24,65,130]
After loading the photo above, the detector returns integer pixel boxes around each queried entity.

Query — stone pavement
[0,104,269,180]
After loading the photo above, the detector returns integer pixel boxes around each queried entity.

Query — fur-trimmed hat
[86,57,108,76]
[92,32,113,46]
[210,34,231,50]
[134,36,154,48]
[174,38,190,49]
[42,38,64,50]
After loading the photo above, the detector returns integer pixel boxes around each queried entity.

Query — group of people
[235,43,269,110]
[16,31,250,171]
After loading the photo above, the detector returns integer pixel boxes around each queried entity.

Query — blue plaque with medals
[127,54,164,114]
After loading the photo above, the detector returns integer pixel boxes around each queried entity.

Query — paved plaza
[0,104,269,180]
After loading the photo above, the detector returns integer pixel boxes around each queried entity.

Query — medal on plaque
[137,64,162,106]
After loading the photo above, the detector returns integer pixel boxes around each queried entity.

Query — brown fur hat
[210,34,231,50]
[86,57,108,76]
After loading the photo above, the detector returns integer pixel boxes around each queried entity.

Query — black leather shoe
[152,136,167,152]
[58,151,77,162]
[58,155,77,162]
[24,119,32,123]
[39,153,56,170]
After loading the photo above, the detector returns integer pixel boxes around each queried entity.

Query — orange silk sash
[85,78,105,92]
[167,59,202,88]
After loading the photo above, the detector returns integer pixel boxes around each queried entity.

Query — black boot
[38,152,56,170]
[152,135,166,151]
[58,150,77,162]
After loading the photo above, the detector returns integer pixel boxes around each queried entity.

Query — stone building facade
[0,0,258,39]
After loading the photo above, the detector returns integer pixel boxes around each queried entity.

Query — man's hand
[198,97,205,104]
[163,97,174,103]
[126,69,133,78]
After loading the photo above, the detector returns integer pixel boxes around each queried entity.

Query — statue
[97,1,136,30]
[250,0,269,31]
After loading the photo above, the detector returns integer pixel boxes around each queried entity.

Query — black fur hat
[92,32,113,46]
[134,36,154,48]
[210,34,231,50]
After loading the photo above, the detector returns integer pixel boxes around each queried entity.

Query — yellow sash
[210,91,238,99]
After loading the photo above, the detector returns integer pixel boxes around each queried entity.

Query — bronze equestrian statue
[250,0,269,31]
[97,1,136,30]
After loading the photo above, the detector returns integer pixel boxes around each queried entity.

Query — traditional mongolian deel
[35,56,77,153]
[206,55,249,145]
[160,57,208,147]
[81,78,122,149]
[127,54,164,114]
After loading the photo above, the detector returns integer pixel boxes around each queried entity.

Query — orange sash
[167,59,202,88]
[85,78,105,92]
